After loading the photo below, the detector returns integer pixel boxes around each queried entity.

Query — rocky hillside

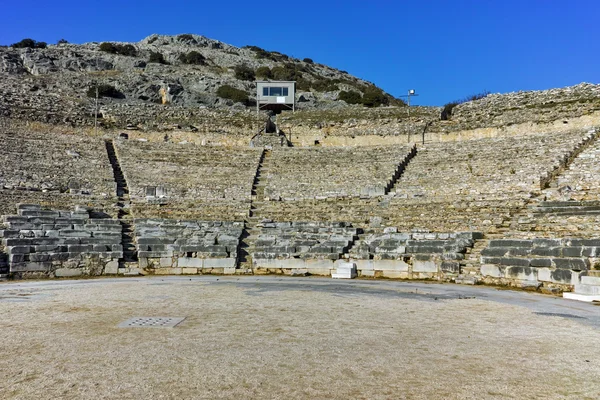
[0,34,400,123]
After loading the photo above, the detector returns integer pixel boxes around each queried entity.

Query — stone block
[373,259,410,272]
[68,244,94,253]
[530,247,562,257]
[529,258,552,268]
[505,266,536,281]
[224,267,236,275]
[59,230,92,238]
[413,259,438,273]
[354,259,374,271]
[6,246,32,254]
[481,264,503,278]
[304,258,334,271]
[499,257,530,267]
[562,247,583,257]
[160,257,173,267]
[55,268,83,277]
[203,258,235,269]
[0,230,20,238]
[177,257,204,268]
[104,260,119,274]
[552,258,589,270]
[581,276,600,285]
[489,239,532,247]
[138,251,173,258]
[481,247,510,257]
[441,261,460,273]
[568,239,600,247]
[532,238,563,247]
[181,267,198,275]
[11,262,52,272]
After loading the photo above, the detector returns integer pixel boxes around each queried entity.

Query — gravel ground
[1,276,599,399]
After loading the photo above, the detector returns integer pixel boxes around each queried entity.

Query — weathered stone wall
[1,204,122,278]
[135,218,243,275]
[479,238,598,292]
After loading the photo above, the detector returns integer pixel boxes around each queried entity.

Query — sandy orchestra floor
[0,276,599,400]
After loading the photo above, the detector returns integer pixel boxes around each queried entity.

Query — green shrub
[234,64,255,81]
[148,51,167,64]
[271,63,303,81]
[179,51,206,65]
[303,58,313,64]
[338,90,362,105]
[255,66,272,79]
[177,34,196,43]
[361,86,388,107]
[86,84,124,99]
[440,102,458,120]
[57,38,68,45]
[440,90,490,120]
[99,42,117,53]
[216,85,249,104]
[10,38,47,49]
[99,42,137,56]
[311,79,338,92]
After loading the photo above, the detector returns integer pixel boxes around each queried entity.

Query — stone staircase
[238,148,270,271]
[384,144,417,195]
[105,139,138,265]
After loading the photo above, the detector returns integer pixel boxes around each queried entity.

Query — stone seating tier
[251,221,357,261]
[0,130,115,196]
[134,218,244,274]
[545,129,600,201]
[394,130,590,200]
[264,145,415,200]
[115,140,262,202]
[479,238,600,289]
[1,204,122,278]
[256,198,524,234]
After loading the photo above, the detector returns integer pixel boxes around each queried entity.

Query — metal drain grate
[118,317,186,328]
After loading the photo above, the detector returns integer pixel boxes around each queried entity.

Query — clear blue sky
[1,0,598,106]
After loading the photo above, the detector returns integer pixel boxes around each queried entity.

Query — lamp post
[398,89,418,117]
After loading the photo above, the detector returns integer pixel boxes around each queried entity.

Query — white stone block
[204,258,235,269]
[563,292,600,302]
[481,264,503,278]
[413,259,438,273]
[159,257,173,267]
[104,260,119,275]
[178,257,203,268]
[304,259,334,271]
[354,259,374,271]
[374,260,409,272]
[537,268,552,282]
[581,276,600,285]
[574,284,600,296]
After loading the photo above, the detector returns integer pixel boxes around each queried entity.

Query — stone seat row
[263,145,415,200]
[545,129,600,201]
[1,204,122,277]
[134,218,243,271]
[479,237,600,288]
[0,130,115,195]
[115,140,262,202]
[394,130,591,200]
[252,221,357,260]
